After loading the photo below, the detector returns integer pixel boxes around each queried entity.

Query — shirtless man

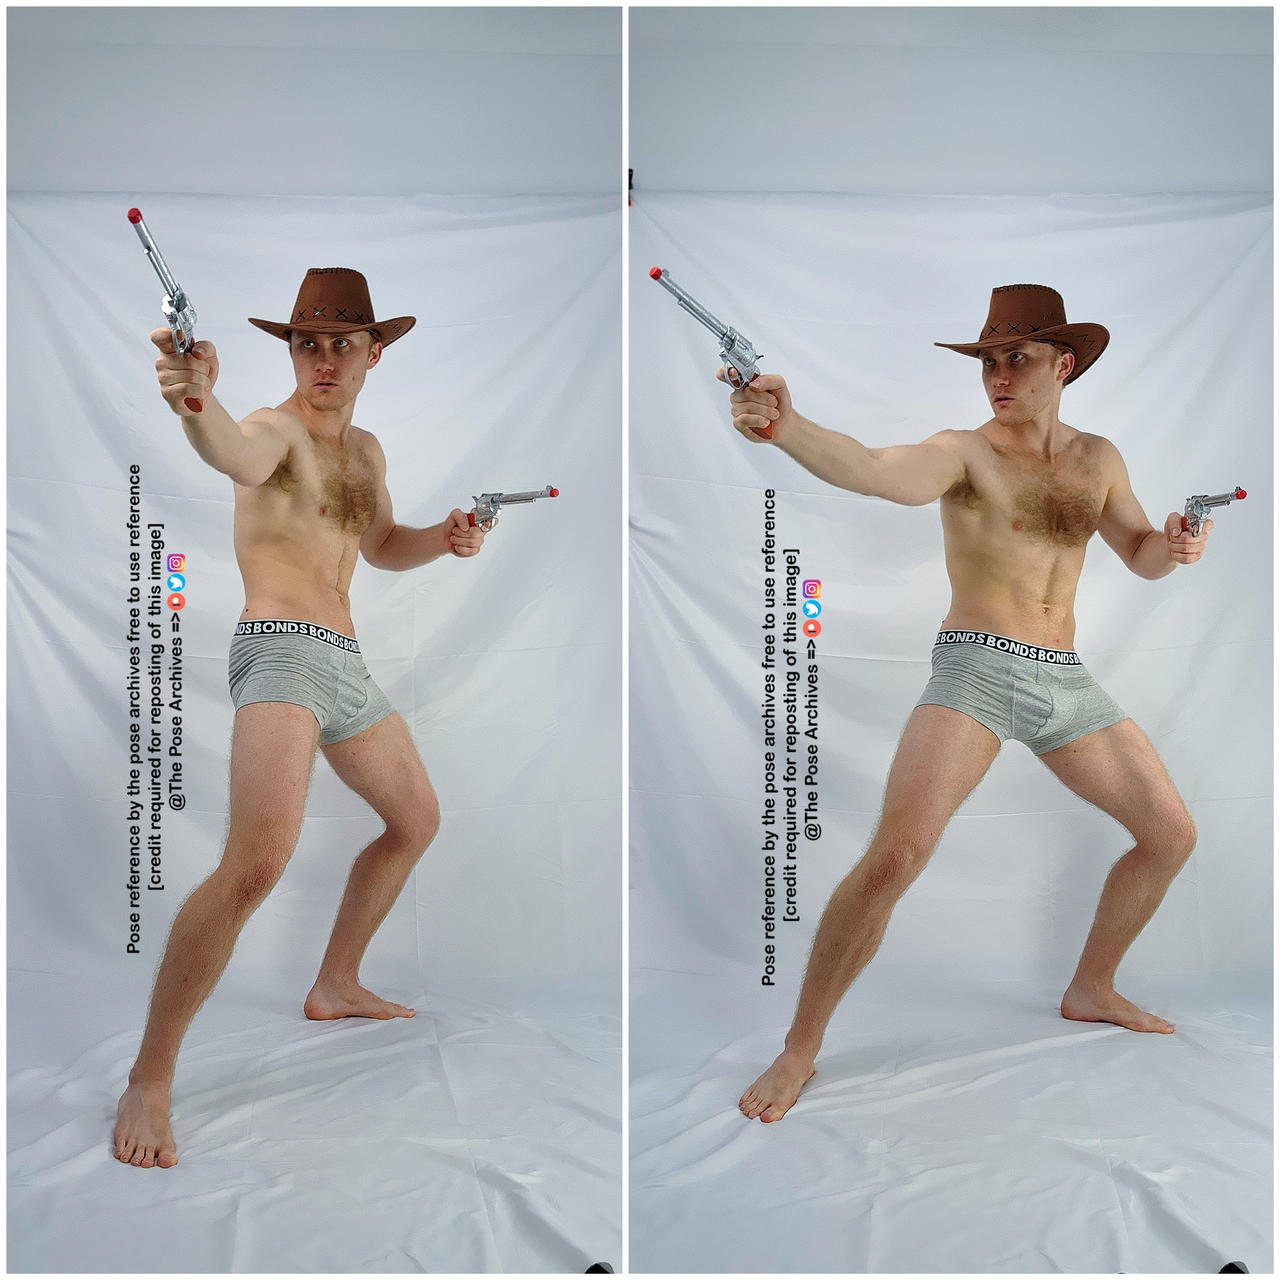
[114,267,486,1167]
[731,284,1213,1124]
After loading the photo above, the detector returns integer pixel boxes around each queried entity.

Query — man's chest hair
[264,433,378,534]
[951,441,1105,548]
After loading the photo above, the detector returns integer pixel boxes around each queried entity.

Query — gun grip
[750,424,774,441]
[184,397,204,414]
[467,512,478,528]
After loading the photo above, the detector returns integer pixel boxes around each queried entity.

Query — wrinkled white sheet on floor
[11,973,620,1273]
[631,970,1270,1274]
[629,192,1271,1272]
[8,190,621,1272]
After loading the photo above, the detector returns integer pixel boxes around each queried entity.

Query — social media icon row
[801,579,822,636]
[167,553,187,611]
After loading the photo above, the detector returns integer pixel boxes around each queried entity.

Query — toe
[130,1149,145,1166]
[761,1105,784,1122]
[158,1150,178,1168]
[140,1150,155,1168]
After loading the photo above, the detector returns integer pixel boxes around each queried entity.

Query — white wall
[8,7,621,196]
[631,7,1272,195]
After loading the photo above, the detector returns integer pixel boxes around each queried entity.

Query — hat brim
[934,322,1109,385]
[247,315,416,347]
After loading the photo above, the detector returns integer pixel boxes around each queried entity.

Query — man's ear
[367,337,384,369]
[1058,347,1076,382]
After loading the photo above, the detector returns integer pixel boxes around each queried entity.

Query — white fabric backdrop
[629,192,1271,1273]
[8,192,621,1272]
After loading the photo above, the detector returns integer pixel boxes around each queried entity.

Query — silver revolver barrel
[1184,487,1246,536]
[649,267,762,389]
[127,207,197,354]
[469,485,560,530]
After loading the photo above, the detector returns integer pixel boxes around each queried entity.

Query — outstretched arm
[359,436,486,571]
[151,328,288,486]
[721,368,966,506]
[1095,438,1210,578]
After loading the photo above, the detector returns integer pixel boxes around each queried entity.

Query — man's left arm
[359,435,486,571]
[1094,437,1211,579]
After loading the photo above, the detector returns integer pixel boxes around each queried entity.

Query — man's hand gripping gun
[468,486,560,531]
[127,207,203,413]
[1183,487,1246,536]
[648,267,771,439]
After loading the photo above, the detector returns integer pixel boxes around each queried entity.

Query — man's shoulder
[244,404,305,438]
[926,426,986,459]
[1074,430,1124,470]
[347,424,386,468]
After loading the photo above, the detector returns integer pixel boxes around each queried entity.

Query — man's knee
[862,819,940,897]
[219,818,299,907]
[1134,805,1196,870]
[219,852,290,911]
[385,781,441,854]
[1168,809,1197,865]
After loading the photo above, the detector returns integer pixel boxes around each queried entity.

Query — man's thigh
[226,701,322,855]
[1036,718,1192,841]
[320,712,437,831]
[879,702,1003,839]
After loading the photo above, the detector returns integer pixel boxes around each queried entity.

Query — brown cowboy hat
[934,284,1108,384]
[248,267,416,348]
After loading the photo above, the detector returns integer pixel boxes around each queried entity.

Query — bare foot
[1061,983,1175,1034]
[114,1081,178,1168]
[739,1047,816,1122]
[303,979,416,1021]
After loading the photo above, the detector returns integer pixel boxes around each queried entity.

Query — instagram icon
[802,579,821,599]
[167,553,186,573]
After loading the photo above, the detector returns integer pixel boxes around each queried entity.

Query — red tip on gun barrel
[549,488,560,497]
[649,266,663,279]
[1236,488,1247,499]
[127,207,143,223]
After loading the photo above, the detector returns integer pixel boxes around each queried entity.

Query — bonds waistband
[234,619,360,653]
[933,629,1080,665]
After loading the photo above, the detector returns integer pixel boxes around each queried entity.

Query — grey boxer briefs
[228,619,395,745]
[914,629,1127,755]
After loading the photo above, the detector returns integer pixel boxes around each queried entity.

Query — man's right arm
[722,369,966,506]
[151,327,288,486]
[180,401,289,487]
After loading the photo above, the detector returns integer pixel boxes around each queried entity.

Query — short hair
[1035,339,1075,376]
[1035,339,1072,358]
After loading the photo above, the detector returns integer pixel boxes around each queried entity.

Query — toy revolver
[127,207,203,413]
[649,266,770,436]
[469,486,559,531]
[1183,487,1246,536]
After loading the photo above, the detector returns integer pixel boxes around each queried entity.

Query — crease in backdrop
[7,191,622,1273]
[628,191,1271,1273]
